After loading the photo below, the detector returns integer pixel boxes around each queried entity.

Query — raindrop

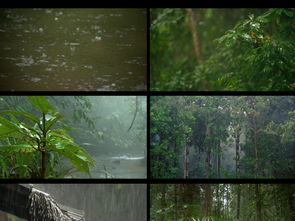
[91,36,102,42]
[56,11,63,16]
[84,65,93,69]
[31,77,41,83]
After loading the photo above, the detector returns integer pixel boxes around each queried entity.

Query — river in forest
[69,154,146,179]
[0,8,147,91]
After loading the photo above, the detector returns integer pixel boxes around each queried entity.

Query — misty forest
[0,183,146,221]
[151,96,295,178]
[150,184,295,221]
[0,96,146,178]
[151,8,295,91]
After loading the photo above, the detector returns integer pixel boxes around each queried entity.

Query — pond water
[0,8,147,91]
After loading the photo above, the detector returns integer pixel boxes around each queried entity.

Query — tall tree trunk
[160,184,167,221]
[205,148,211,178]
[217,128,221,178]
[205,126,212,178]
[184,185,194,219]
[237,184,241,220]
[186,8,209,90]
[186,9,203,64]
[216,184,221,217]
[195,145,201,177]
[217,148,221,178]
[174,184,178,221]
[174,137,178,168]
[203,184,212,217]
[184,145,189,178]
[235,127,241,178]
[252,116,259,178]
[255,184,262,221]
[223,185,226,219]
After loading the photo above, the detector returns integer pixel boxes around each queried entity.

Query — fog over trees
[151,184,295,221]
[151,96,295,178]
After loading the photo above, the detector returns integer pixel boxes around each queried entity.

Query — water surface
[0,8,147,91]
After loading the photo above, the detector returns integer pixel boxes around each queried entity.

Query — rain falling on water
[0,8,147,91]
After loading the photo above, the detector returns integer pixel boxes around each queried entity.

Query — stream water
[70,154,146,178]
[0,8,147,91]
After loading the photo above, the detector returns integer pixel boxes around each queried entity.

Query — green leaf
[284,9,294,17]
[60,122,77,131]
[48,139,95,174]
[47,130,74,143]
[27,96,57,114]
[44,113,64,132]
[0,110,39,123]
[0,144,34,151]
[0,116,20,134]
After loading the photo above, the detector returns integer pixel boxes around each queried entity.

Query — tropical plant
[0,96,95,178]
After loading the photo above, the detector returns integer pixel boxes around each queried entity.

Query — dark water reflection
[0,8,147,91]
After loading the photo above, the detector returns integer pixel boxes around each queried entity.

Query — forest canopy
[150,184,295,221]
[150,96,295,178]
[151,8,295,91]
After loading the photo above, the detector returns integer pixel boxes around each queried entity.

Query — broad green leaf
[284,9,294,17]
[0,144,34,151]
[47,130,74,143]
[0,110,39,123]
[27,96,57,114]
[0,122,17,136]
[0,116,20,133]
[44,113,64,132]
[48,139,95,174]
[60,122,77,131]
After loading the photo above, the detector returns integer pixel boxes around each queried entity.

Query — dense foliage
[150,96,295,178]
[151,184,295,221]
[151,8,295,91]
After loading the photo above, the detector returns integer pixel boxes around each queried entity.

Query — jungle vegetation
[150,184,295,221]
[0,96,146,178]
[151,8,295,91]
[150,96,295,178]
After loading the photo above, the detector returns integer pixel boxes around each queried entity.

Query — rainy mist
[0,96,147,178]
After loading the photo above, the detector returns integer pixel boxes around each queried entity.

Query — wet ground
[0,8,147,91]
